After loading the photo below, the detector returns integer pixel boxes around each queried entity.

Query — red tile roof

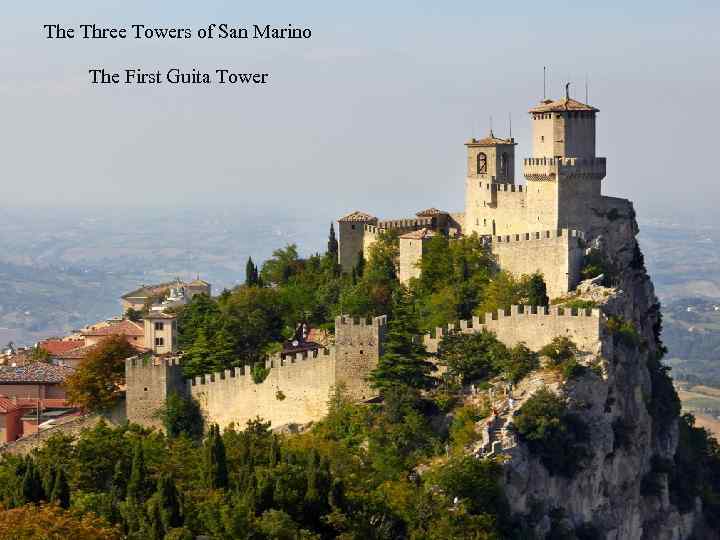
[415,208,447,217]
[0,396,20,413]
[529,97,598,113]
[81,320,144,338]
[339,211,377,223]
[38,340,86,356]
[0,362,75,384]
[400,228,437,240]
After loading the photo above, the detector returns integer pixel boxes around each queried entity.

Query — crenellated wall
[125,315,387,431]
[489,229,585,298]
[423,304,608,357]
[190,349,338,430]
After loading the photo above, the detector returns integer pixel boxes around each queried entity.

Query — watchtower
[523,87,606,231]
[337,211,377,273]
[125,356,186,429]
[464,132,519,236]
[334,315,387,401]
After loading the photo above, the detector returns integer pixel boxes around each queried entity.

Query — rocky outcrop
[500,201,714,539]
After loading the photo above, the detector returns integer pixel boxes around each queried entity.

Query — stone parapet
[523,157,606,181]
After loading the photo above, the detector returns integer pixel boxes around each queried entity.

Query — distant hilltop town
[0,277,208,443]
[1,92,629,445]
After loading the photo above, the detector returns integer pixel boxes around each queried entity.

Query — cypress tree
[327,223,339,256]
[355,251,365,278]
[50,467,70,509]
[369,289,436,392]
[155,473,182,532]
[245,257,259,286]
[21,458,44,504]
[525,273,549,307]
[127,442,151,502]
[204,424,229,489]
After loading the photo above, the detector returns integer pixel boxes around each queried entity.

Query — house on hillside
[0,362,78,441]
[121,278,211,312]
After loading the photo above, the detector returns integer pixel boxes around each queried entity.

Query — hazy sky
[2,1,719,221]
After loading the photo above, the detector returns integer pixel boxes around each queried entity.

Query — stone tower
[334,315,386,402]
[399,228,437,285]
[523,91,606,231]
[125,356,186,429]
[464,132,518,236]
[337,211,377,273]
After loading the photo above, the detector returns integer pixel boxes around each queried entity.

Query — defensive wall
[423,304,609,357]
[488,229,585,299]
[125,316,385,431]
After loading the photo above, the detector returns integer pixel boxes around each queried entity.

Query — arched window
[500,152,509,177]
[476,152,487,174]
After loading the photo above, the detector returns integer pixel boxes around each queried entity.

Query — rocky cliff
[500,201,715,539]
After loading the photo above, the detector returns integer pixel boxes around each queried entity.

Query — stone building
[337,93,615,298]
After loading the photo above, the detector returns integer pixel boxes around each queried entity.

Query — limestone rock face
[501,201,712,539]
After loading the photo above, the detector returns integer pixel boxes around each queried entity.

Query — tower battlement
[523,157,606,181]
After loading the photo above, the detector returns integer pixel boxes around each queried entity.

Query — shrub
[562,299,597,310]
[606,317,640,347]
[159,392,204,440]
[560,359,587,380]
[539,337,578,364]
[251,363,270,384]
[645,354,681,436]
[511,388,590,477]
[502,343,539,384]
[437,330,508,384]
[450,404,488,451]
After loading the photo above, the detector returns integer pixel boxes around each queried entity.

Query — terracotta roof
[338,211,377,223]
[144,312,176,320]
[0,362,75,384]
[38,340,86,356]
[466,133,515,147]
[121,281,178,300]
[0,396,20,413]
[415,208,447,217]
[529,97,598,113]
[81,320,144,338]
[400,228,437,240]
[55,343,99,360]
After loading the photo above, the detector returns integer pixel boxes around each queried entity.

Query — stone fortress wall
[125,307,607,431]
[423,305,608,357]
[126,316,386,431]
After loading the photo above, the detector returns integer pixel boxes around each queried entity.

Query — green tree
[20,458,44,504]
[159,392,204,440]
[327,223,339,257]
[127,442,151,502]
[261,245,300,285]
[154,473,182,533]
[512,388,589,477]
[370,290,436,392]
[50,468,70,509]
[245,257,260,287]
[64,335,137,411]
[438,330,509,384]
[124,308,143,323]
[524,273,549,306]
[204,425,229,490]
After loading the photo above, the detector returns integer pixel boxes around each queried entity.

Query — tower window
[155,337,165,346]
[477,152,487,174]
[541,136,545,142]
[500,152,509,177]
[154,322,164,331]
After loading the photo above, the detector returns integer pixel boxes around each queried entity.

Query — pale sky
[1,1,719,221]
